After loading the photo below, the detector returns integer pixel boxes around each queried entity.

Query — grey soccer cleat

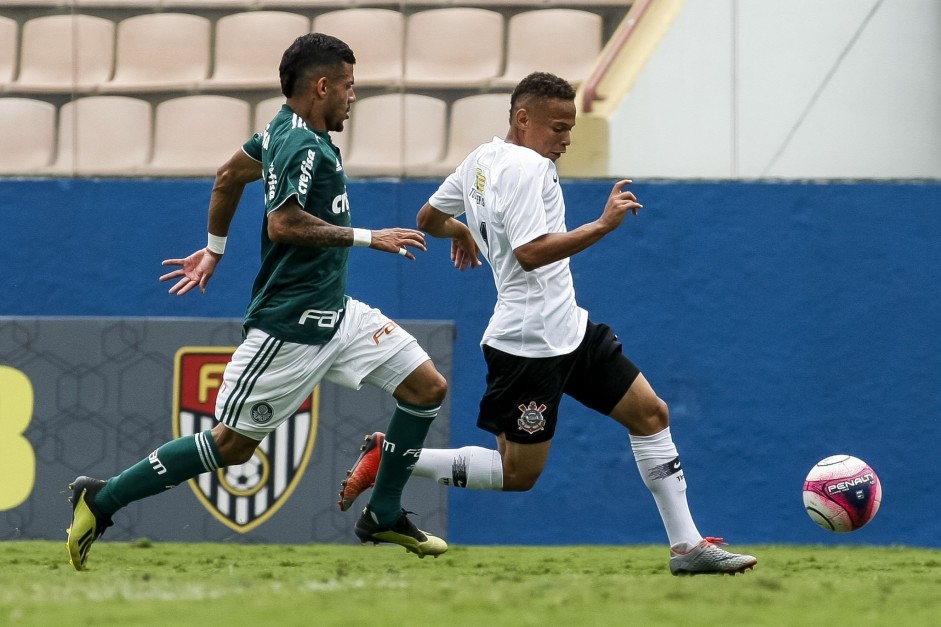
[669,537,757,576]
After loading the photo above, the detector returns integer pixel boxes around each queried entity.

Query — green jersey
[241,105,351,345]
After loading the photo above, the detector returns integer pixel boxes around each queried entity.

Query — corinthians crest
[518,401,548,434]
[173,347,319,533]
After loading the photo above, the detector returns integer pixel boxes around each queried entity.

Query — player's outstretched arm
[597,178,643,230]
[514,179,642,272]
[367,228,428,261]
[267,200,427,261]
[160,148,263,295]
[416,202,482,270]
[160,249,220,296]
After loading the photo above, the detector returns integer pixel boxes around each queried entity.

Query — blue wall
[2,178,939,547]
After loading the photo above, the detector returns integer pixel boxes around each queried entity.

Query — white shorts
[216,298,430,440]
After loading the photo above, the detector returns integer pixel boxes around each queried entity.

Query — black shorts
[477,320,641,444]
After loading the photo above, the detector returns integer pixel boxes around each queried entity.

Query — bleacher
[0,1,630,176]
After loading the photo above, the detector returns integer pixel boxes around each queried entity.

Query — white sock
[630,427,702,548]
[413,446,504,490]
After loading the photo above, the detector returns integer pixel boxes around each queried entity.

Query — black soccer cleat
[354,506,447,559]
[65,476,114,571]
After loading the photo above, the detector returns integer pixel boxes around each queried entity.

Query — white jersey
[429,137,587,357]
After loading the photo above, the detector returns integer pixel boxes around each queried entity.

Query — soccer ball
[803,455,882,532]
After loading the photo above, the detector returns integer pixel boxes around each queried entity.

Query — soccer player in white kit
[340,72,757,575]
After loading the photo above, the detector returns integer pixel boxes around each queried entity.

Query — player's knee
[652,396,669,429]
[621,394,669,436]
[428,370,448,405]
[412,369,449,407]
[634,396,669,434]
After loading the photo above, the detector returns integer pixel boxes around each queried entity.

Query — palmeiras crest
[173,347,319,533]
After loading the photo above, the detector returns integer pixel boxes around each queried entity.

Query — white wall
[610,0,941,179]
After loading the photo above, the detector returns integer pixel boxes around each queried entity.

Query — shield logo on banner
[172,347,319,534]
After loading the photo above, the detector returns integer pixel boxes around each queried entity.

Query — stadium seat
[460,0,544,5]
[258,0,353,8]
[312,9,404,87]
[161,0,254,8]
[416,93,512,177]
[0,17,16,90]
[201,12,312,91]
[72,0,165,6]
[0,0,65,6]
[0,98,56,174]
[492,9,602,88]
[343,93,446,177]
[46,96,151,176]
[10,15,114,93]
[144,95,251,176]
[403,9,504,89]
[550,0,631,5]
[254,96,284,132]
[100,13,211,93]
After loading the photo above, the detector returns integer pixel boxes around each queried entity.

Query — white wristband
[351,228,372,247]
[207,233,227,255]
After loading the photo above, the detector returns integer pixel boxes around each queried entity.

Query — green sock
[367,402,438,526]
[94,430,222,516]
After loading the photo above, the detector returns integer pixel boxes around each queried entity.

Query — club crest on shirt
[517,401,548,434]
[173,347,319,534]
[470,167,486,206]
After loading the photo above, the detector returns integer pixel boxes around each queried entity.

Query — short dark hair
[510,72,576,114]
[279,33,356,97]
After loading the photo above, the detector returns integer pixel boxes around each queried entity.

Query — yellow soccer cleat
[65,476,113,571]
[355,506,448,559]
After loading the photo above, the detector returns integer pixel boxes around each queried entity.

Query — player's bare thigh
[497,434,552,491]
[608,372,669,436]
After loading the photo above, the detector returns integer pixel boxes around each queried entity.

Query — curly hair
[509,72,576,114]
[279,33,356,98]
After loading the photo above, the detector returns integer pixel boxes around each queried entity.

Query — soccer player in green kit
[65,33,448,570]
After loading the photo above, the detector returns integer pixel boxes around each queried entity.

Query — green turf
[2,541,939,626]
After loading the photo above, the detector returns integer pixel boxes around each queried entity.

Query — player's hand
[369,228,427,261]
[160,248,221,295]
[600,179,643,232]
[450,233,482,271]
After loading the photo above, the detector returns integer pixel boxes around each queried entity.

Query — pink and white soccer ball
[803,455,882,532]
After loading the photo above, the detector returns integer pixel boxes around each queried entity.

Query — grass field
[2,541,940,626]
